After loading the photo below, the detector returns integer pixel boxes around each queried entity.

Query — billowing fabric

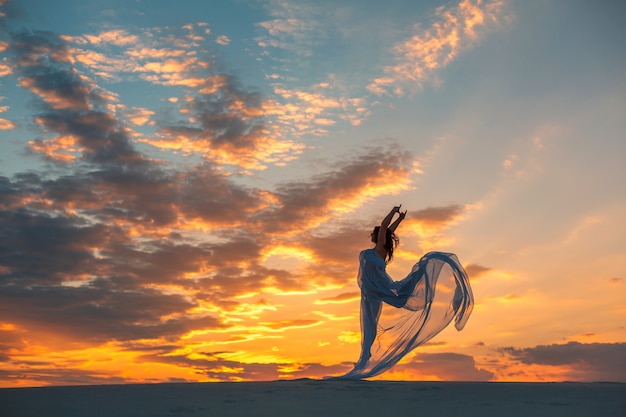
[340,248,473,379]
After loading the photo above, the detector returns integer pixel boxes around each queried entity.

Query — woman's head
[371,226,399,263]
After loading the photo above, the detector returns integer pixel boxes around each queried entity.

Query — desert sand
[1,379,624,417]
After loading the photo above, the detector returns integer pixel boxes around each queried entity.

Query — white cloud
[215,35,231,46]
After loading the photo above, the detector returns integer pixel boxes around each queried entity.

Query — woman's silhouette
[341,205,474,379]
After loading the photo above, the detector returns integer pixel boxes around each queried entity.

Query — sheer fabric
[340,248,473,379]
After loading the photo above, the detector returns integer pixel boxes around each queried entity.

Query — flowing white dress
[340,248,474,379]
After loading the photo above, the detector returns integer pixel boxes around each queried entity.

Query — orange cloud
[27,136,82,163]
[258,319,322,332]
[142,130,304,171]
[84,29,139,46]
[498,342,626,382]
[2,30,428,389]
[0,98,14,129]
[0,117,16,129]
[0,62,11,77]
[464,263,492,280]
[260,149,417,236]
[215,35,230,46]
[139,59,196,75]
[368,0,505,96]
[60,25,222,90]
[386,352,493,381]
[265,85,370,137]
[119,105,155,126]
[68,48,132,80]
[126,47,187,59]
[314,292,360,305]
[142,74,309,170]
[412,204,467,226]
[19,74,93,111]
[400,204,475,251]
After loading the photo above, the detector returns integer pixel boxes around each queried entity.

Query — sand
[1,379,624,417]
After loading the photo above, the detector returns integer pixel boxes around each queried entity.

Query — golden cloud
[0,117,16,129]
[368,0,504,96]
[314,292,360,305]
[464,263,492,280]
[27,136,82,163]
[258,319,323,332]
[84,29,139,46]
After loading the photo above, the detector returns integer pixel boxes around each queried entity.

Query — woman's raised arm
[375,205,402,258]
[389,209,406,233]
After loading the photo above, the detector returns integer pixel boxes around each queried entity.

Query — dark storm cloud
[502,341,626,382]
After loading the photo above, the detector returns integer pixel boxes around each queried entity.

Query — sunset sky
[0,0,625,387]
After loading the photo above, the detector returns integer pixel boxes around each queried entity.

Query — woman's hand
[388,208,407,233]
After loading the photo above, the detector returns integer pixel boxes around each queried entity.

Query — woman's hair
[371,226,399,263]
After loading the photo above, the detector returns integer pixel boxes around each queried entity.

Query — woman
[342,205,474,379]
[353,205,405,368]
